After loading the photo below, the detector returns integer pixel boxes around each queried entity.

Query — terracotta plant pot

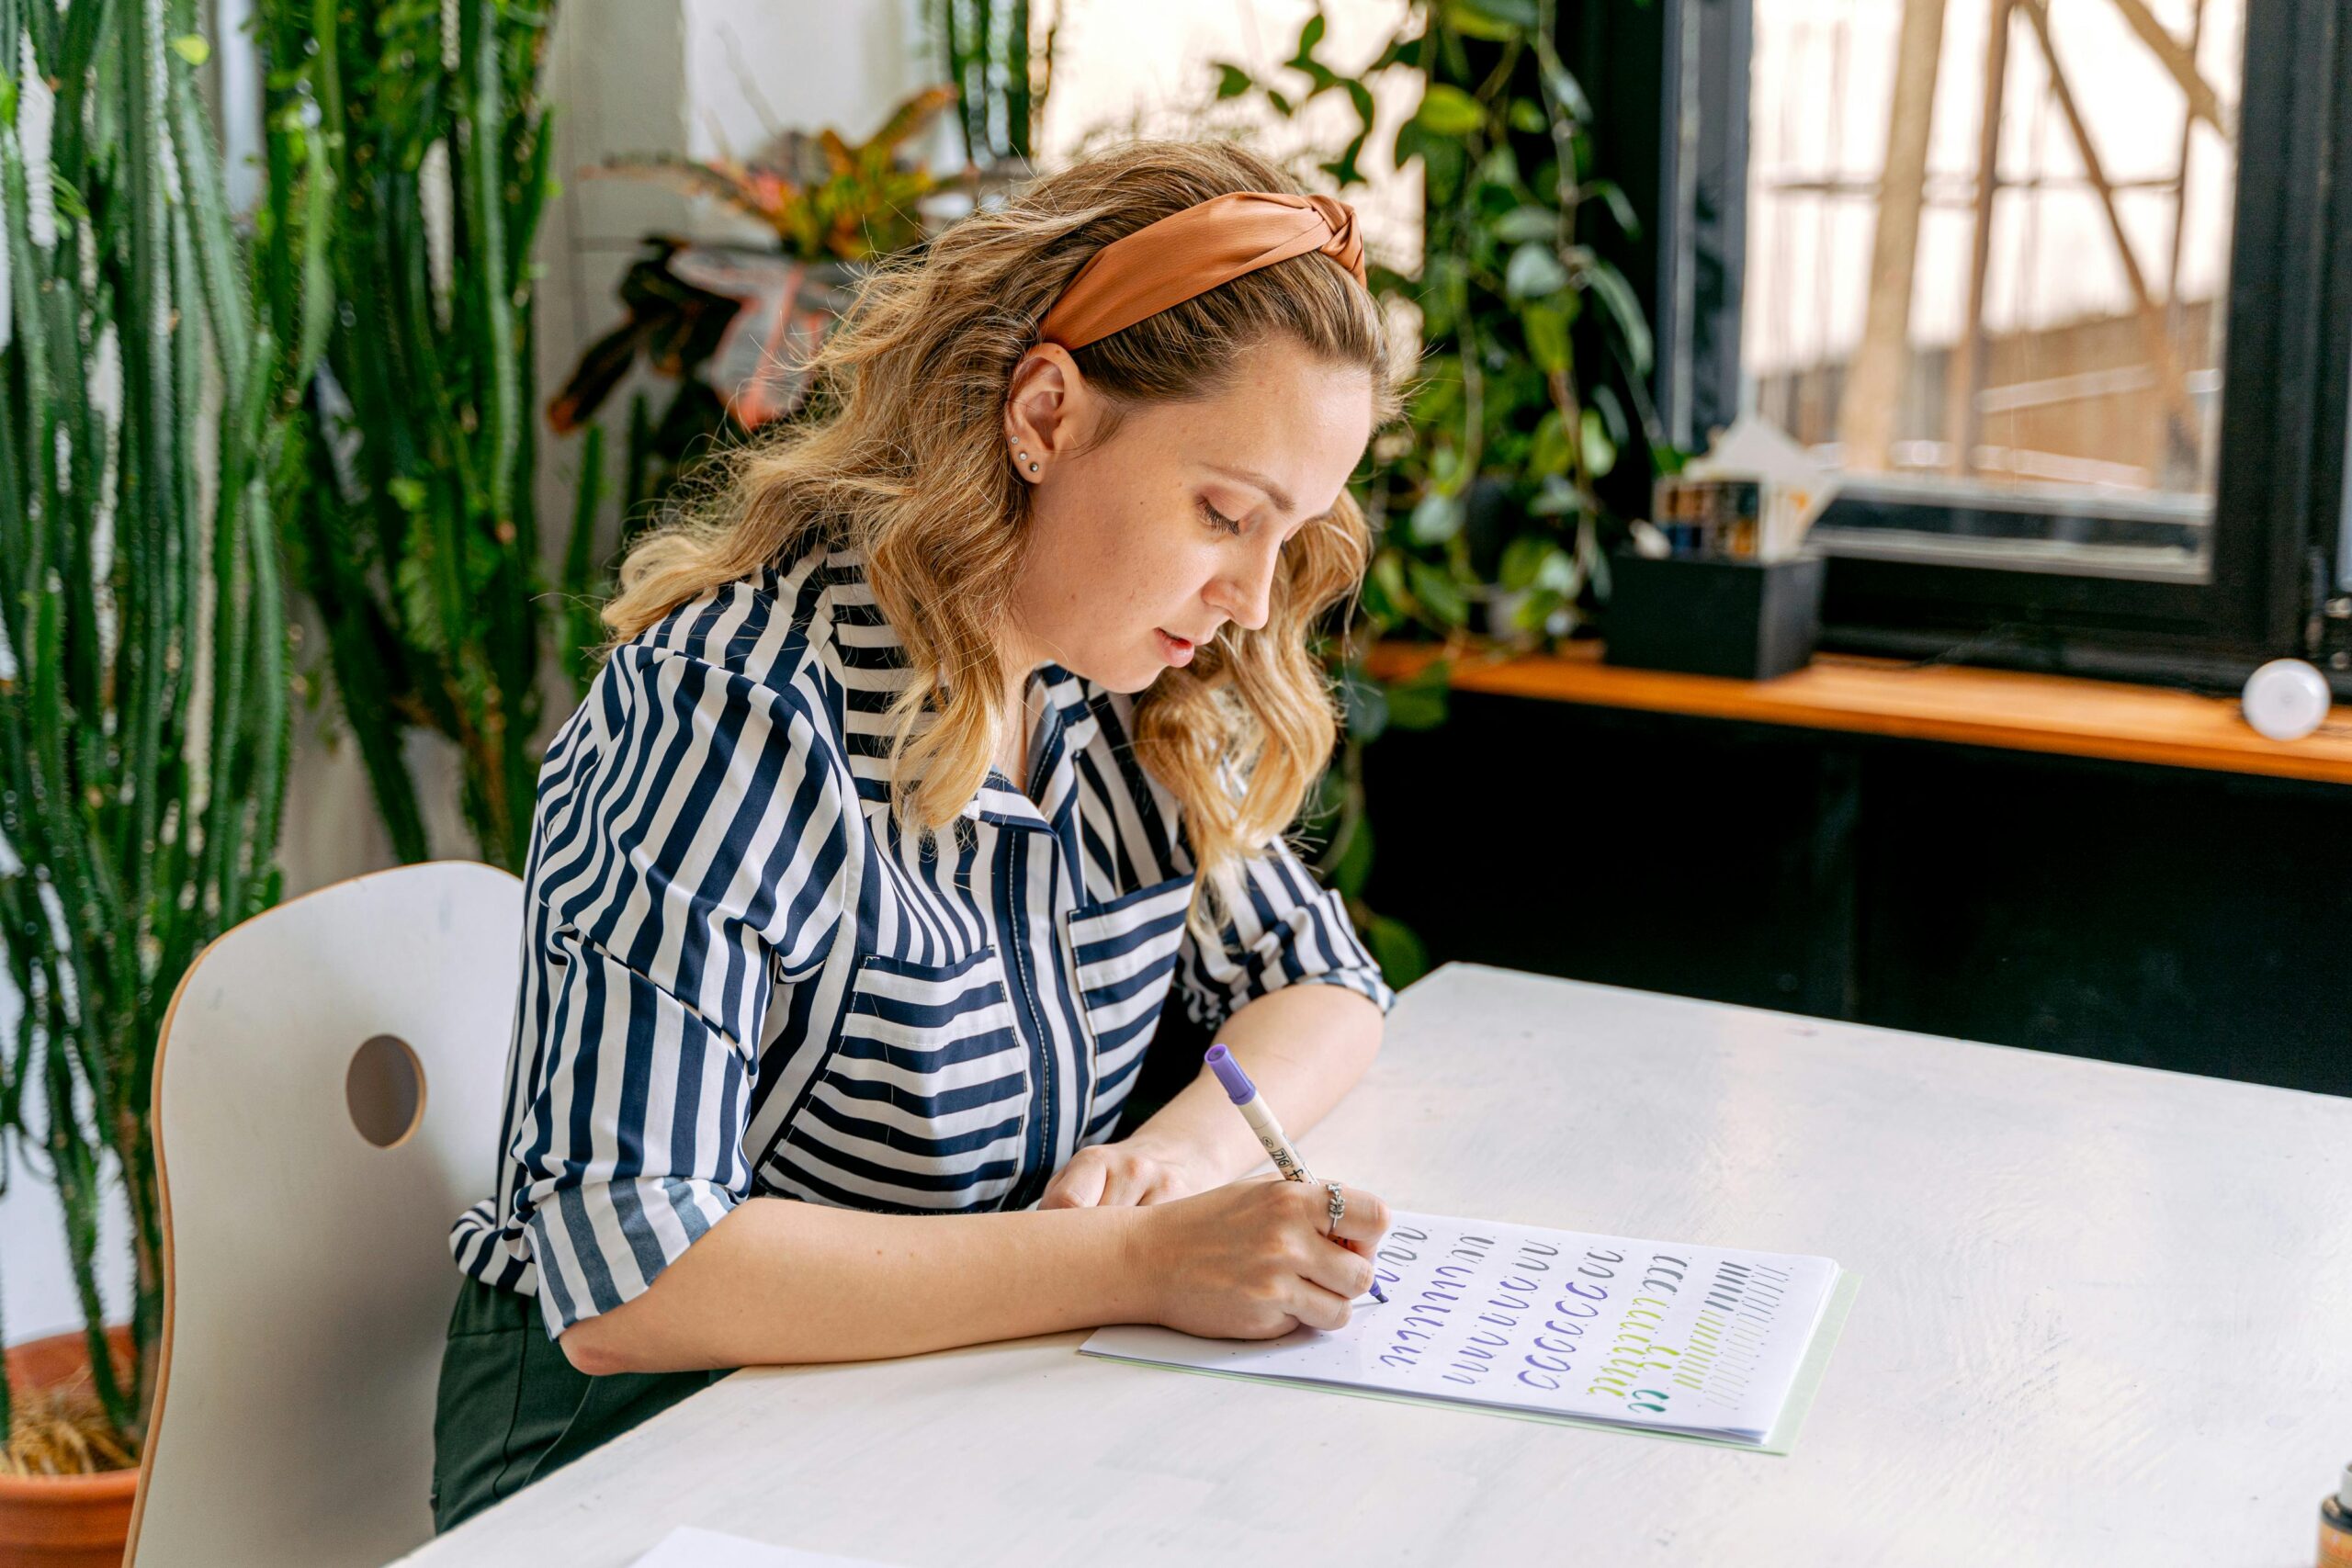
[0,1326,140,1568]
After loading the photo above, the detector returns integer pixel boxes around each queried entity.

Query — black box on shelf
[1604,551,1826,681]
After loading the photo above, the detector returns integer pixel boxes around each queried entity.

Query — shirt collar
[824,547,1102,828]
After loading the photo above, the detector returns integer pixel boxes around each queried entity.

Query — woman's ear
[1003,344,1087,481]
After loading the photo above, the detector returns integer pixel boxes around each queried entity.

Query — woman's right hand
[1129,1177,1392,1340]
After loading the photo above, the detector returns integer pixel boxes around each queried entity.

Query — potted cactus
[0,0,326,1557]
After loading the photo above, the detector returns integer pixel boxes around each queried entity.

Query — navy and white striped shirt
[449,544,1394,1338]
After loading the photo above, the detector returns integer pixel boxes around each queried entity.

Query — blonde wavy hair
[605,140,1402,910]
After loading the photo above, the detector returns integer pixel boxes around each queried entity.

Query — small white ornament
[2241,658,2333,741]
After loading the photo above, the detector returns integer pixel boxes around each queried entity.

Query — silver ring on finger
[1325,1179,1347,1238]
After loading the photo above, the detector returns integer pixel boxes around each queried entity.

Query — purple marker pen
[1204,1043,1385,1303]
[1204,1043,1311,1182]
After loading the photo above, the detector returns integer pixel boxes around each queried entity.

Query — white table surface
[395,963,2352,1567]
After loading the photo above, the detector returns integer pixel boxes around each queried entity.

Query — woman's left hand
[1038,1140,1213,1209]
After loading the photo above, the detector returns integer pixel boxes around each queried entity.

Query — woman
[432,140,1402,1532]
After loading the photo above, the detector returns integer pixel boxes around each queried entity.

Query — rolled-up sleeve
[1173,835,1396,1028]
[510,644,847,1340]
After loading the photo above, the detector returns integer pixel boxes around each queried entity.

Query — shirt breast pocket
[785,946,1031,1212]
[1063,873,1194,1145]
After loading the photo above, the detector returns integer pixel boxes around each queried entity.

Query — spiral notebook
[1081,1211,1856,1452]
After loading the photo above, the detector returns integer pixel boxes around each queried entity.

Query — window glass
[1745,0,2245,581]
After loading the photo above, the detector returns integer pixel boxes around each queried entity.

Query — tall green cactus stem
[262,0,564,871]
[0,0,330,1455]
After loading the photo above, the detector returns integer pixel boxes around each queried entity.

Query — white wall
[3,0,924,1351]
[0,989,133,1345]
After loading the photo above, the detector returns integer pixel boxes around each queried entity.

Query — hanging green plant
[1201,0,1671,987]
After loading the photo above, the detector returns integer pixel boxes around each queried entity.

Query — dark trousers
[430,1275,732,1534]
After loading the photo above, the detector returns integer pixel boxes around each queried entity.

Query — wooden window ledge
[1362,641,2352,786]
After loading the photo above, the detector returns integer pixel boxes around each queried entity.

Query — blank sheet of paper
[1082,1211,1841,1445]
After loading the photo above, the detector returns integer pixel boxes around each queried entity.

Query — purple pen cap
[1204,1043,1256,1104]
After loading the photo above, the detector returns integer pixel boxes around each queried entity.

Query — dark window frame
[1580,0,2352,691]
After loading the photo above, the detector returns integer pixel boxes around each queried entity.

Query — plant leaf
[1577,252,1654,375]
[1385,658,1453,728]
[1531,31,1594,123]
[1585,177,1641,238]
[1521,300,1570,374]
[1590,382,1629,446]
[1528,473,1583,517]
[1414,83,1486,136]
[1442,3,1521,41]
[1529,408,1572,478]
[1456,0,1541,25]
[1581,407,1617,479]
[1320,127,1370,189]
[1498,535,1555,592]
[1363,915,1430,988]
[1408,559,1469,626]
[1329,813,1374,899]
[1505,243,1569,301]
[1409,490,1463,546]
[1369,550,1410,623]
[1493,205,1559,243]
[1338,665,1389,743]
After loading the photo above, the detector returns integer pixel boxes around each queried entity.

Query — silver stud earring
[1028,462,1040,473]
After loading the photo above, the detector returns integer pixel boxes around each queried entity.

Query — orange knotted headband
[1035,190,1369,351]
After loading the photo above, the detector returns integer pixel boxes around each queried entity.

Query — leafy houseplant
[550,16,1057,661]
[1220,0,1663,642]
[548,86,959,540]
[0,0,328,1477]
[1204,0,1668,983]
[259,0,582,872]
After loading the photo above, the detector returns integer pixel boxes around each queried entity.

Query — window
[1644,0,2352,684]
[1747,0,2240,581]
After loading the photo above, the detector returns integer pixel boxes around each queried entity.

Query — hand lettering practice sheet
[1082,1212,1843,1446]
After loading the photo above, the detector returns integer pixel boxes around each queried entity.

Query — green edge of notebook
[1080,1269,1861,1457]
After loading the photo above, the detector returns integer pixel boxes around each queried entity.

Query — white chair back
[126,862,523,1567]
